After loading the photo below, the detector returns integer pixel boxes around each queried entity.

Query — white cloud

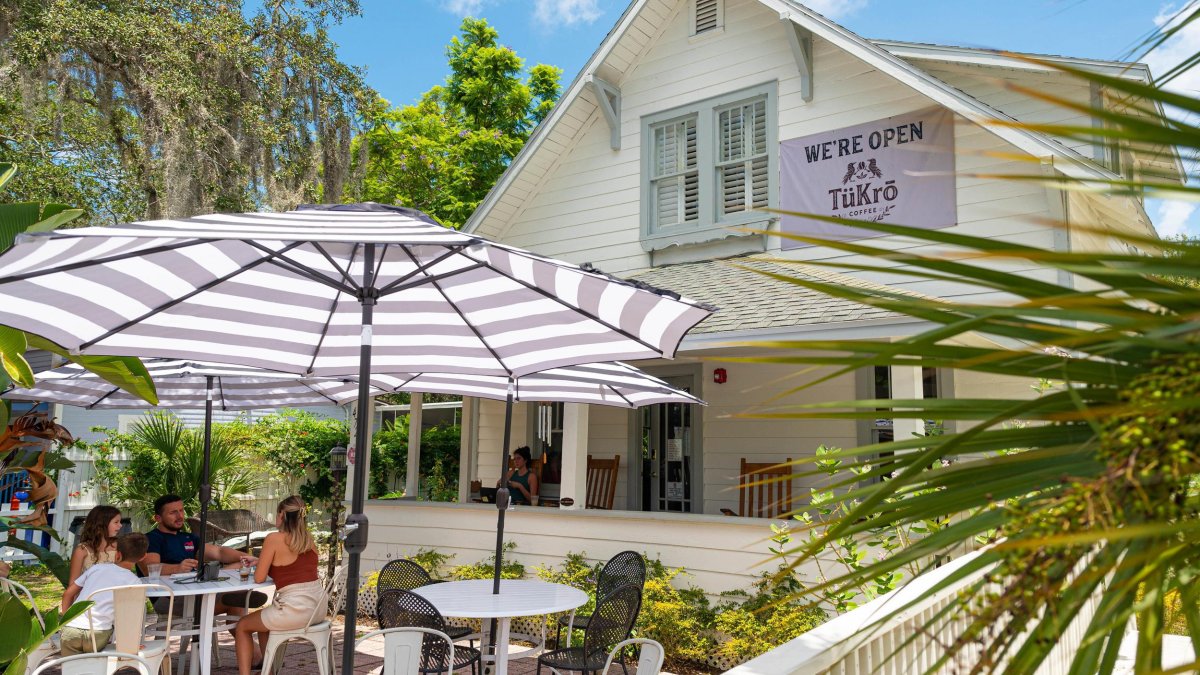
[443,0,485,16]
[534,0,602,27]
[1145,3,1200,96]
[1151,198,1199,237]
[800,0,869,21]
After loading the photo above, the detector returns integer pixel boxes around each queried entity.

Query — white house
[362,0,1181,595]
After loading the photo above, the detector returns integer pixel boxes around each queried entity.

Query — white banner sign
[779,107,956,248]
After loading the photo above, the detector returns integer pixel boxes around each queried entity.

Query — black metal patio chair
[538,584,642,675]
[376,589,481,675]
[376,559,474,645]
[556,550,646,648]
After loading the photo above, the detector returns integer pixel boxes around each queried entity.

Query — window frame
[640,81,778,252]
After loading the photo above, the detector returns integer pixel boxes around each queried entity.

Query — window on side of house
[692,0,722,35]
[641,82,777,251]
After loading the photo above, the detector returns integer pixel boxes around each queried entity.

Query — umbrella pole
[196,375,213,562]
[341,244,377,675]
[492,381,516,594]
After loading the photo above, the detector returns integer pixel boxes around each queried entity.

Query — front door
[638,376,698,512]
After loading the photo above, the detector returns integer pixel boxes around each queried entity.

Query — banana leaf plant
[730,9,1200,674]
[0,593,91,675]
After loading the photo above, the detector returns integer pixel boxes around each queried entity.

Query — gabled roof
[465,0,1152,238]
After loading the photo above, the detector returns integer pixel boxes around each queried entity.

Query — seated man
[143,494,264,613]
[60,532,147,655]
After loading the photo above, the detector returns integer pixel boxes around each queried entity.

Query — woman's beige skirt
[261,579,327,631]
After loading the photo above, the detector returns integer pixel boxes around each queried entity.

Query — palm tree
[742,9,1200,674]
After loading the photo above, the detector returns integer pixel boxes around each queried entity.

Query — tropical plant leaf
[0,327,33,389]
[0,594,31,665]
[2,538,70,585]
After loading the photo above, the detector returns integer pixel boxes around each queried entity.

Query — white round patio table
[144,571,274,675]
[413,579,588,675]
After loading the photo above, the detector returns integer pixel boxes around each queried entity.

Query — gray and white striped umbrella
[0,203,713,672]
[358,361,705,409]
[0,204,712,377]
[3,359,400,410]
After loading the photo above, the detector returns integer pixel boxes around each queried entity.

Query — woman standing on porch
[500,446,540,505]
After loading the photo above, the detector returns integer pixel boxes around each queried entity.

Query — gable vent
[693,0,721,35]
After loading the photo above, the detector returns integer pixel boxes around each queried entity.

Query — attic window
[693,0,722,35]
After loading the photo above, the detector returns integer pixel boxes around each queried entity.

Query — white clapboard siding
[492,0,1090,306]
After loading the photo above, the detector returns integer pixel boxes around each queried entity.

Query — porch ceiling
[627,254,901,334]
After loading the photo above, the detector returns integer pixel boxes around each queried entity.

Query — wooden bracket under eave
[587,75,622,151]
[782,18,814,102]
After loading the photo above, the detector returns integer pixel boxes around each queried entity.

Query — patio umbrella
[339,361,704,594]
[0,203,713,673]
[2,358,403,564]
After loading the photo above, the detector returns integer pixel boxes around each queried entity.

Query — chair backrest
[33,651,151,675]
[603,638,665,675]
[586,455,620,510]
[377,559,435,593]
[375,589,455,672]
[582,584,642,661]
[596,551,646,599]
[738,457,794,518]
[1,577,44,630]
[313,562,347,625]
[357,626,456,675]
[85,583,173,654]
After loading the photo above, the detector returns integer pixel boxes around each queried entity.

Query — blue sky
[328,0,1198,237]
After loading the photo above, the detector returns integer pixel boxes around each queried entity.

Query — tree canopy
[350,17,561,228]
[0,0,372,223]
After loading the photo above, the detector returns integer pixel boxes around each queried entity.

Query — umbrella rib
[376,246,467,295]
[244,242,356,294]
[0,239,213,284]
[218,376,229,411]
[79,241,307,351]
[311,242,361,292]
[606,384,635,408]
[87,385,122,409]
[398,246,513,376]
[376,262,489,297]
[306,291,341,376]
[299,380,340,405]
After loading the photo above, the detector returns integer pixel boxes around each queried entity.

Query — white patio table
[145,571,274,675]
[413,579,588,675]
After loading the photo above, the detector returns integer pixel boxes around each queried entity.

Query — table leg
[197,594,217,675]
[494,618,511,675]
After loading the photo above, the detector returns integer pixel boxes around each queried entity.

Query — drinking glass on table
[147,563,162,581]
[239,556,252,581]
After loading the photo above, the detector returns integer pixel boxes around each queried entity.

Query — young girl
[67,505,122,586]
[234,495,323,674]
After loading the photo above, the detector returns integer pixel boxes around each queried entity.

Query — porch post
[889,365,924,441]
[406,393,423,498]
[558,403,589,510]
[458,397,476,503]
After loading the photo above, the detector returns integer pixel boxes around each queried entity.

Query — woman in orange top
[234,495,324,674]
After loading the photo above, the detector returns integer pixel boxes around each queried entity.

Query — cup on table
[239,557,252,581]
[147,563,162,581]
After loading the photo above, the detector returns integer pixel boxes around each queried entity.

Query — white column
[559,403,589,510]
[406,393,423,498]
[457,397,476,503]
[890,365,924,441]
[345,397,375,504]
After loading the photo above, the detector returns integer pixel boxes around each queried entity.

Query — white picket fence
[727,549,1107,675]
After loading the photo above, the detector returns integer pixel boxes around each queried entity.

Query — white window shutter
[694,0,721,35]
[718,99,768,216]
[651,118,699,227]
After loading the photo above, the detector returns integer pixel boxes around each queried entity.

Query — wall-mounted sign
[778,107,956,248]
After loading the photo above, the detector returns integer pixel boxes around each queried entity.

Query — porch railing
[726,549,1105,675]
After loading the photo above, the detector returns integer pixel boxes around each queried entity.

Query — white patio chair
[2,577,58,675]
[356,627,457,675]
[32,651,152,675]
[83,582,173,675]
[603,638,664,675]
[261,564,347,675]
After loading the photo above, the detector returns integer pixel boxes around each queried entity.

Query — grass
[9,563,64,615]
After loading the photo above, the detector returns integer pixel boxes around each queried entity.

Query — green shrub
[449,542,524,580]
